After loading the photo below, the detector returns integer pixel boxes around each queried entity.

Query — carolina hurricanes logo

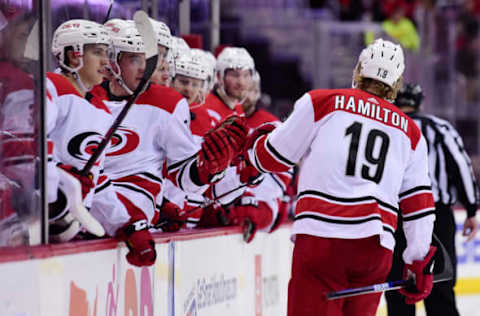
[68,132,103,161]
[107,127,140,156]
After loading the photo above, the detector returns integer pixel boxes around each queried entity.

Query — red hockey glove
[399,246,437,304]
[58,164,94,199]
[156,202,188,232]
[120,220,157,267]
[229,195,273,243]
[218,115,249,153]
[197,204,230,228]
[237,160,265,187]
[197,128,234,184]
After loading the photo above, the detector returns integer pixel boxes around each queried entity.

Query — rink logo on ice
[183,274,237,314]
[67,131,102,161]
[107,127,140,156]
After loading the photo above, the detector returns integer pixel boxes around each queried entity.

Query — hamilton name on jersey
[334,95,409,133]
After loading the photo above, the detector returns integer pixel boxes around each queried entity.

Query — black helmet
[395,83,424,109]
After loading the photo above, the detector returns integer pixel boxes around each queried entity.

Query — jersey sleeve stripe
[253,135,292,173]
[265,138,295,167]
[403,209,436,221]
[399,192,435,215]
[399,185,432,199]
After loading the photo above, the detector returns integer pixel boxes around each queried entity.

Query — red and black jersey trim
[95,179,111,194]
[402,210,436,222]
[113,182,156,210]
[265,139,295,167]
[297,190,399,214]
[138,172,163,184]
[295,213,395,237]
[399,185,432,199]
[167,153,197,173]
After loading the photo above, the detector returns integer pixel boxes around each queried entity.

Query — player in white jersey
[47,19,129,242]
[244,39,437,315]
[92,19,247,266]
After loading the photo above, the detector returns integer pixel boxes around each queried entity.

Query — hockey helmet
[175,54,208,81]
[395,83,424,109]
[216,47,255,81]
[356,39,404,88]
[150,19,171,49]
[52,19,110,73]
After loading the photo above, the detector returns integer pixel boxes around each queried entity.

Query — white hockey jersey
[249,88,436,263]
[91,82,205,224]
[46,73,130,235]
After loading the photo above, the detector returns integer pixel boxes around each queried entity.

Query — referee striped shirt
[408,112,479,217]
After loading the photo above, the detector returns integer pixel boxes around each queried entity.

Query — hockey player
[244,39,437,315]
[47,19,129,242]
[203,47,255,121]
[91,19,247,266]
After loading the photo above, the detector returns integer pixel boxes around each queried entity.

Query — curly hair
[352,63,402,102]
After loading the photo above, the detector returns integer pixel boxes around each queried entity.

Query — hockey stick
[81,11,158,175]
[103,0,114,23]
[152,183,249,229]
[326,233,453,300]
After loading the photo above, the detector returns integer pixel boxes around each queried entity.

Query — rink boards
[0,210,478,316]
[0,226,293,316]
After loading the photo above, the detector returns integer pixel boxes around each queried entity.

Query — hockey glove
[156,201,187,232]
[229,194,274,243]
[197,204,231,228]
[216,115,249,154]
[399,245,437,304]
[120,220,157,267]
[237,159,265,187]
[58,164,94,199]
[197,128,234,184]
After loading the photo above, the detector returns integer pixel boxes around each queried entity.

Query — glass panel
[0,0,44,247]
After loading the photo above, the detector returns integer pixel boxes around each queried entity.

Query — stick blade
[133,10,157,60]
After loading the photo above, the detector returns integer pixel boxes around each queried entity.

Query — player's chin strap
[106,57,135,96]
[326,233,454,300]
[58,58,91,94]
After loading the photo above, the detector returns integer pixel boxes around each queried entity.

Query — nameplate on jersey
[334,95,408,133]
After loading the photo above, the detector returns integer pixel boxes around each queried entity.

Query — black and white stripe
[409,113,479,214]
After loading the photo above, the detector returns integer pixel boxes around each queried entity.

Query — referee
[386,83,479,316]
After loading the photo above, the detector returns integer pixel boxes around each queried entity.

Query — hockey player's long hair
[353,64,402,102]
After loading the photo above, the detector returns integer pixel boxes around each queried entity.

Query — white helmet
[190,48,216,90]
[171,36,190,60]
[356,38,404,88]
[175,54,208,81]
[104,19,145,95]
[104,19,145,55]
[151,19,171,49]
[52,19,110,72]
[216,47,255,81]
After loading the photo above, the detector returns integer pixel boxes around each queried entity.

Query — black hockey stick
[326,233,453,300]
[103,0,114,23]
[81,11,158,175]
